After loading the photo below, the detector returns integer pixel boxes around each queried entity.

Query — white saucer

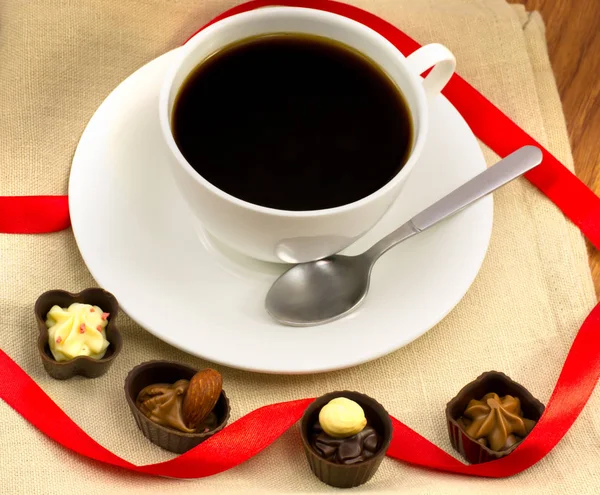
[69,49,492,374]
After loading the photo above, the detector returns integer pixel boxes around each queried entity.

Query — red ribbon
[0,196,70,234]
[2,0,600,481]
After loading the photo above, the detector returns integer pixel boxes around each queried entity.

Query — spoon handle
[365,146,543,260]
[411,145,543,231]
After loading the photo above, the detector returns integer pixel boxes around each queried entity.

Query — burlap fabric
[1,0,598,493]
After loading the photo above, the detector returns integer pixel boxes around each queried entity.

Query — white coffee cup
[159,6,455,263]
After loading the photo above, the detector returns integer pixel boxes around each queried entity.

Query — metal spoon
[265,146,543,326]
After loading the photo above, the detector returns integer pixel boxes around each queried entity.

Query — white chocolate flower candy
[45,303,110,361]
[319,397,367,438]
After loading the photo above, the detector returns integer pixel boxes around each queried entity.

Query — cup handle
[405,43,456,100]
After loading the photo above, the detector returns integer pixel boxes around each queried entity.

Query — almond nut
[182,368,222,430]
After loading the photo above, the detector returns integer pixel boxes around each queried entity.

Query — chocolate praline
[35,288,122,380]
[125,361,230,454]
[446,371,545,464]
[300,391,392,489]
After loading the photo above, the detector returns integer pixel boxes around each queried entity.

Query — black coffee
[172,34,413,211]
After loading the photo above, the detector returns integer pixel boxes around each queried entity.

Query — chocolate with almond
[125,361,230,453]
[136,369,222,434]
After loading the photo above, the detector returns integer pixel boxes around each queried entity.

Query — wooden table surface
[507,0,600,295]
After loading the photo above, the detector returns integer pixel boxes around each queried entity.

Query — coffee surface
[173,34,413,211]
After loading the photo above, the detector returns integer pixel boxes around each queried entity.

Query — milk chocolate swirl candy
[460,392,537,451]
[446,371,545,464]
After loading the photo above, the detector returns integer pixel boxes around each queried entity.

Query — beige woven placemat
[1,0,598,493]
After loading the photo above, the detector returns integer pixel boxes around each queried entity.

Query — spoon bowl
[266,256,372,326]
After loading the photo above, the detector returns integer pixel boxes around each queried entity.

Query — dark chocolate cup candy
[446,371,545,464]
[300,391,392,488]
[35,288,122,380]
[125,360,230,454]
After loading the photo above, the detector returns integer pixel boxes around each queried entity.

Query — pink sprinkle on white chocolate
[79,323,86,333]
[90,307,95,312]
[96,325,102,332]
[56,336,62,344]
[101,312,110,321]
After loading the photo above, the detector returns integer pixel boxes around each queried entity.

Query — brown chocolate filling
[458,392,537,451]
[310,422,380,465]
[136,379,218,434]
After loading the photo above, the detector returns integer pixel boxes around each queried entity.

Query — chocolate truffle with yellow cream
[46,303,110,361]
[35,288,122,379]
